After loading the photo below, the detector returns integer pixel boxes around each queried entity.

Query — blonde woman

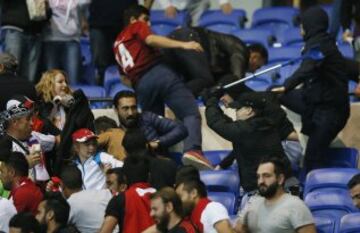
[36,69,73,130]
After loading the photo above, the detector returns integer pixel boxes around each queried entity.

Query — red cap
[72,128,98,143]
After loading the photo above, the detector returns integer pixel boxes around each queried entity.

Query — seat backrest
[326,148,359,168]
[104,65,121,93]
[151,24,176,36]
[108,83,134,98]
[245,77,271,91]
[252,7,299,28]
[232,28,274,48]
[339,213,360,233]
[304,168,360,196]
[313,214,336,233]
[199,9,246,29]
[304,189,357,218]
[268,46,302,64]
[200,170,240,193]
[337,43,354,59]
[71,85,107,109]
[276,27,303,46]
[208,192,237,215]
[150,10,189,27]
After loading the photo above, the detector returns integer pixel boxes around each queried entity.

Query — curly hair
[36,69,72,103]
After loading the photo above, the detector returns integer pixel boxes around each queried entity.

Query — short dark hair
[9,212,41,233]
[176,179,207,198]
[123,4,150,26]
[60,165,83,190]
[122,128,148,154]
[113,90,136,108]
[123,155,150,185]
[175,165,200,186]
[348,173,360,189]
[151,187,183,217]
[259,156,291,179]
[94,116,117,134]
[106,167,127,185]
[43,192,70,226]
[5,152,29,177]
[248,43,268,63]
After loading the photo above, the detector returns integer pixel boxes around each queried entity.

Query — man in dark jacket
[272,7,350,172]
[1,0,49,83]
[0,53,37,111]
[113,90,188,157]
[204,91,295,192]
[164,27,268,96]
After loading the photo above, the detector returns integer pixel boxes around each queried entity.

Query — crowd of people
[0,0,360,233]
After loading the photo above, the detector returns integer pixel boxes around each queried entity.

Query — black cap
[228,92,267,110]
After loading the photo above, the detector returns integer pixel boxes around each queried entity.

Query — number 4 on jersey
[118,43,134,70]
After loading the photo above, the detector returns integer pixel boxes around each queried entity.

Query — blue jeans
[1,28,42,83]
[89,28,117,81]
[43,41,81,85]
[136,63,202,152]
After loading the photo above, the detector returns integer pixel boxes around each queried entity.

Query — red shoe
[182,150,214,170]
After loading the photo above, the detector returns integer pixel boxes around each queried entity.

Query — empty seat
[150,10,189,27]
[108,83,134,97]
[304,168,360,196]
[268,46,302,64]
[339,213,360,233]
[151,24,176,36]
[305,189,357,218]
[313,214,336,233]
[199,9,246,30]
[276,27,303,46]
[326,147,359,168]
[71,85,106,109]
[232,28,274,48]
[338,43,354,59]
[200,170,240,193]
[104,65,121,93]
[203,150,231,166]
[251,7,299,35]
[208,192,237,214]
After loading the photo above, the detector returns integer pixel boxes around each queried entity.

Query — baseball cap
[228,92,267,110]
[72,128,98,143]
[6,95,34,118]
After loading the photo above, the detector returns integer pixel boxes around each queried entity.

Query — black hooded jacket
[284,7,349,109]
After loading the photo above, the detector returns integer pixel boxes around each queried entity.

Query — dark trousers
[280,89,349,170]
[165,28,215,96]
[136,63,202,152]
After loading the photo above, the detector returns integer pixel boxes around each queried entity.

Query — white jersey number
[118,43,134,70]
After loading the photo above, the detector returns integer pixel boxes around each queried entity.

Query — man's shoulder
[69,189,112,204]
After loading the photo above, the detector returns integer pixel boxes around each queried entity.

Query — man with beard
[348,173,360,209]
[113,91,189,158]
[175,179,233,233]
[234,157,315,233]
[35,192,78,233]
[144,187,198,233]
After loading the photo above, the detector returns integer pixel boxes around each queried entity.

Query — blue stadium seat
[305,189,358,218]
[108,83,134,97]
[339,213,360,233]
[349,81,360,102]
[268,46,301,64]
[71,85,106,108]
[251,7,299,35]
[151,24,176,36]
[304,168,360,197]
[203,150,231,166]
[208,192,237,215]
[80,37,92,65]
[320,4,333,27]
[199,9,246,30]
[150,10,189,27]
[205,24,236,34]
[337,43,354,59]
[276,27,303,46]
[313,214,336,233]
[232,28,274,48]
[104,65,121,93]
[245,77,271,91]
[200,170,240,193]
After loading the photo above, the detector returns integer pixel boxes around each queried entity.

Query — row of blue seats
[314,213,360,233]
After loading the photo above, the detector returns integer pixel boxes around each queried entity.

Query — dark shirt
[105,194,125,232]
[167,219,198,233]
[0,72,37,111]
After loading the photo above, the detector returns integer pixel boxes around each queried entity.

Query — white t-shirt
[68,189,113,233]
[0,197,17,233]
[201,201,230,233]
